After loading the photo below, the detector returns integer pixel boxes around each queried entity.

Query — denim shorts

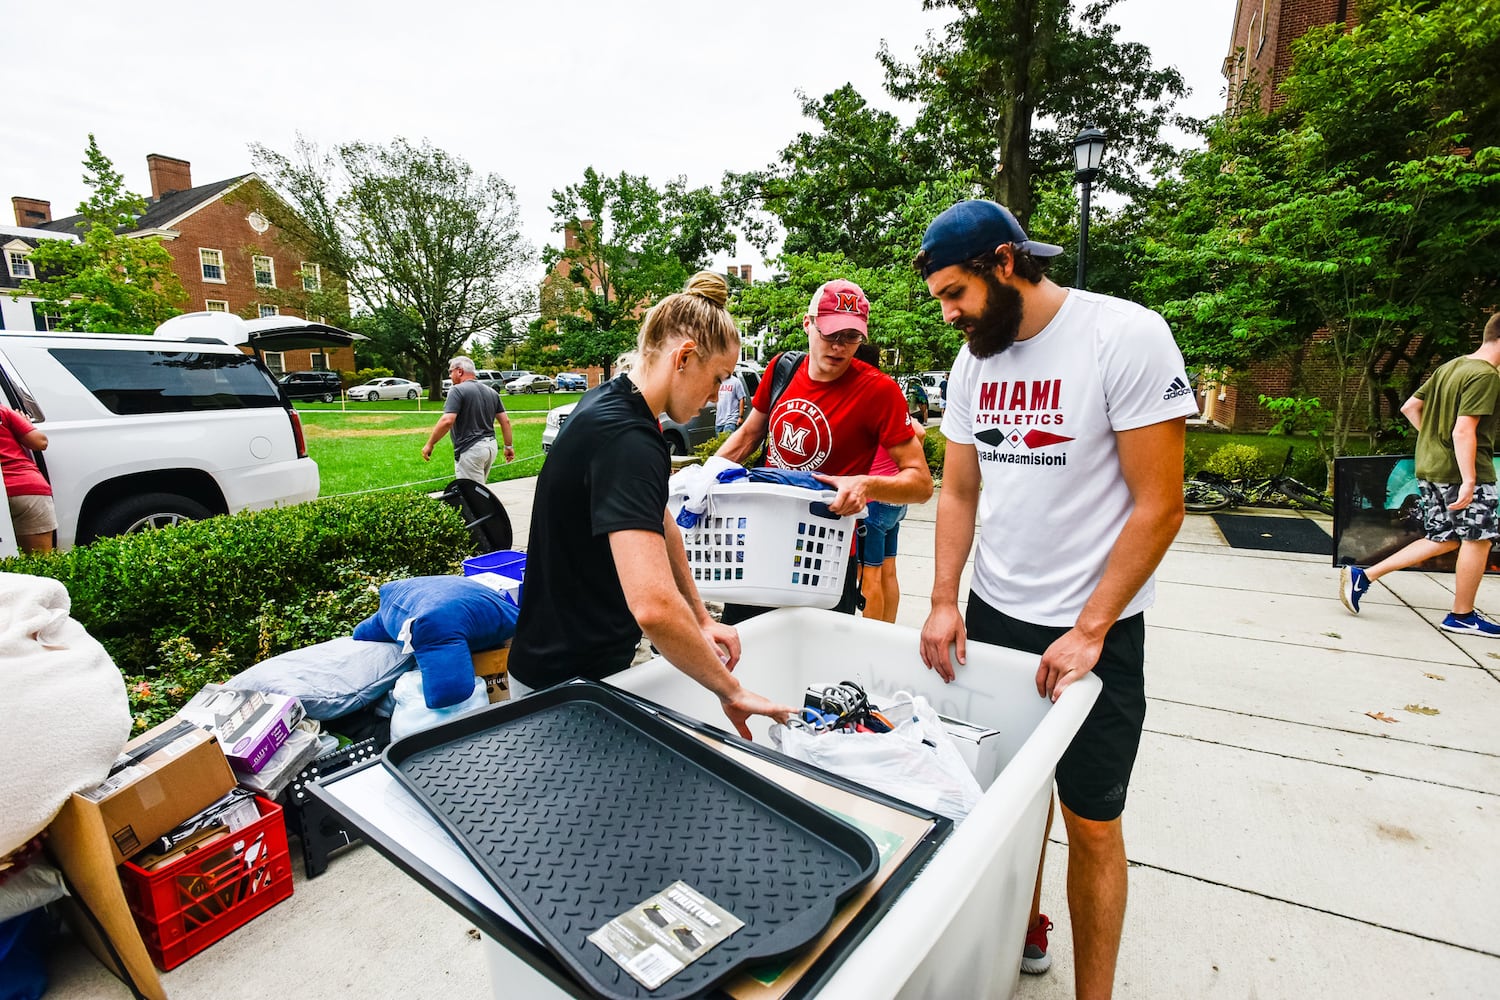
[860,501,908,566]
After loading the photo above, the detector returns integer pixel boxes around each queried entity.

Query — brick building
[1204,0,1357,429]
[10,154,353,375]
[1224,0,1358,112]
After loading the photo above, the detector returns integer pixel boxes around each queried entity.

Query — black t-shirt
[508,375,669,688]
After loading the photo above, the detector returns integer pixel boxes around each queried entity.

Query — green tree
[1139,0,1500,464]
[725,85,936,269]
[249,136,536,397]
[16,135,186,332]
[543,167,736,375]
[880,0,1189,227]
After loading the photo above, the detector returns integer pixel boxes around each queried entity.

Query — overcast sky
[2,0,1233,271]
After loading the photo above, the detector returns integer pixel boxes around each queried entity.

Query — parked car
[543,399,716,456]
[553,372,587,392]
[902,372,948,418]
[0,327,318,548]
[347,377,421,401]
[496,369,531,383]
[505,374,555,394]
[278,370,342,403]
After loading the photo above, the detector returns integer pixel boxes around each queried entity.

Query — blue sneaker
[1339,566,1370,614]
[1440,610,1500,637]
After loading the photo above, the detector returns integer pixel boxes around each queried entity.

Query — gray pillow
[226,637,413,720]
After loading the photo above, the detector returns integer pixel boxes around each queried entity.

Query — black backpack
[751,351,807,466]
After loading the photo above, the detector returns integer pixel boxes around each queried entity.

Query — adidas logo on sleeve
[1162,376,1193,400]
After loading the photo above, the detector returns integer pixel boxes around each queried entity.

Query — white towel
[0,572,131,854]
[668,458,743,526]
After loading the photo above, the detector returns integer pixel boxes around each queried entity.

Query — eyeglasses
[817,329,867,347]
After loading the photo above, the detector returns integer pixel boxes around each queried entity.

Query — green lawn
[298,400,570,496]
[300,408,1340,498]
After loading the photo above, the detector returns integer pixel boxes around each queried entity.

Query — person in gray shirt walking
[422,356,515,482]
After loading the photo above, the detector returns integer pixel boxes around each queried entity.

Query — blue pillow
[225,637,412,720]
[353,576,518,709]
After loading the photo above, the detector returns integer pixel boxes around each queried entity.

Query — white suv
[0,328,319,548]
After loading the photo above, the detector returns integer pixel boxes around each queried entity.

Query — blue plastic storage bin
[462,550,526,605]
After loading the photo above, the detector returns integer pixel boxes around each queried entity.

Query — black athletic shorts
[965,592,1146,822]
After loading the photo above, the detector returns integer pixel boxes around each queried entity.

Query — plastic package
[771,692,982,821]
[388,671,489,743]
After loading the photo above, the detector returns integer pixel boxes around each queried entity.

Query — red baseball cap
[806,279,870,337]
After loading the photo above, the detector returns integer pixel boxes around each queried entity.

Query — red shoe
[1021,913,1053,974]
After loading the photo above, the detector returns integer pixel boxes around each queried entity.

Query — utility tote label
[588,880,744,990]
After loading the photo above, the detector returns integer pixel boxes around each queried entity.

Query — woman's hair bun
[683,270,729,308]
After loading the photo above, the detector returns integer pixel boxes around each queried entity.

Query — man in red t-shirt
[0,405,55,553]
[716,280,933,617]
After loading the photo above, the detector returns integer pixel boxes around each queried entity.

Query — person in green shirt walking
[1341,312,1500,634]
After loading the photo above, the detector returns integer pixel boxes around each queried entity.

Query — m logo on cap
[835,291,859,313]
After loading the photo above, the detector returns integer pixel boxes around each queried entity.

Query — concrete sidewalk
[46,479,1500,999]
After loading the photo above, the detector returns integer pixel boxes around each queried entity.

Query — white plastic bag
[388,670,489,743]
[770,692,983,821]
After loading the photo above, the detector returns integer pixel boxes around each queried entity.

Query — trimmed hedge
[1,493,475,730]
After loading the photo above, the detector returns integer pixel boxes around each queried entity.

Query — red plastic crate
[119,796,293,970]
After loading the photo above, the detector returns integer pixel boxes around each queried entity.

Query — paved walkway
[46,479,1500,998]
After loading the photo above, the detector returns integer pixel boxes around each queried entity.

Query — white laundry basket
[669,482,861,609]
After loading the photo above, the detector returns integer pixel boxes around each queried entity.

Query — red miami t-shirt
[0,407,51,496]
[753,357,914,476]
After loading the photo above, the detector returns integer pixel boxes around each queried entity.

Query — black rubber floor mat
[385,681,878,1000]
[1213,513,1332,554]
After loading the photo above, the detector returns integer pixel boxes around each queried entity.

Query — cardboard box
[76,719,238,866]
[177,684,306,774]
[44,716,236,1000]
[938,714,1004,788]
[473,643,510,704]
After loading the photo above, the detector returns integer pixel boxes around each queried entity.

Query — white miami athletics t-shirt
[941,289,1199,626]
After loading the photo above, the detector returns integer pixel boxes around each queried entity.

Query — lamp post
[1073,127,1108,289]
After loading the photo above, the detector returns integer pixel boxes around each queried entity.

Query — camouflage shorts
[1419,480,1500,542]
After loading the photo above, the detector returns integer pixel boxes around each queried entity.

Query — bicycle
[1183,447,1333,514]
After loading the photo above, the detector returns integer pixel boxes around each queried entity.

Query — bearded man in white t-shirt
[915,200,1199,1000]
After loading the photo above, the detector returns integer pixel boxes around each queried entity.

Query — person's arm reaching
[1033,418,1187,701]
[1449,414,1481,511]
[716,408,769,464]
[19,428,46,451]
[422,413,457,461]
[812,434,933,514]
[610,529,792,737]
[496,411,515,463]
[662,509,740,668]
[919,440,981,682]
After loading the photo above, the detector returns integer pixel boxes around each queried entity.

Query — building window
[253,255,276,288]
[310,352,329,371]
[262,351,285,375]
[7,250,33,279]
[258,304,280,318]
[31,303,61,331]
[205,299,229,313]
[301,262,321,292]
[199,248,225,283]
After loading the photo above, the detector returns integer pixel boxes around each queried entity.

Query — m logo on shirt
[768,399,833,470]
[778,425,810,452]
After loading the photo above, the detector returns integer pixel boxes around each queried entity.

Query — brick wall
[1224,0,1356,111]
[1198,328,1419,432]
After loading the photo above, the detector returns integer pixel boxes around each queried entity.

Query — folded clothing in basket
[353,577,518,710]
[671,460,831,529]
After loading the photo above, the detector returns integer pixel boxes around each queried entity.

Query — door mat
[1212,514,1332,555]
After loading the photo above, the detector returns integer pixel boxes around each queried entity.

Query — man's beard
[962,273,1023,359]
